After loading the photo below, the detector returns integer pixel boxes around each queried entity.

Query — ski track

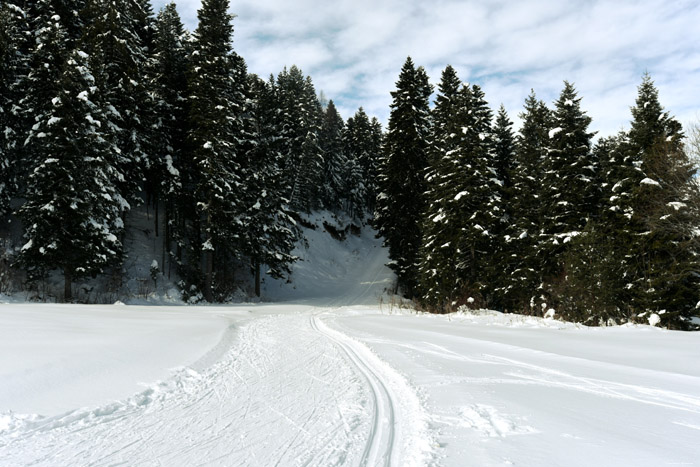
[0,315,429,467]
[310,316,396,467]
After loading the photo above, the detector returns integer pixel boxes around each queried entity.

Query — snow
[640,177,660,186]
[548,127,562,138]
[454,190,468,201]
[668,201,687,210]
[1,216,699,466]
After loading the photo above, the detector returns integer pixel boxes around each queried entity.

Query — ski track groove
[310,315,397,467]
[1,312,414,466]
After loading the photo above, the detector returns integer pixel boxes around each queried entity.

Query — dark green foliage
[147,2,188,278]
[16,49,126,301]
[418,65,465,309]
[80,0,151,208]
[319,100,347,211]
[343,107,382,216]
[21,1,72,186]
[274,66,324,212]
[242,75,298,296]
[500,91,551,312]
[537,82,597,303]
[0,1,30,218]
[559,75,700,329]
[375,57,432,297]
[487,105,516,309]
[186,0,249,301]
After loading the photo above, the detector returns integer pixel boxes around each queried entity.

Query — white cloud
[152,0,700,135]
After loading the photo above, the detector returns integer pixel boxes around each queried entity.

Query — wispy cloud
[152,0,700,136]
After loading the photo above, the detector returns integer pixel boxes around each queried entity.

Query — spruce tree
[319,100,347,211]
[537,82,596,304]
[21,1,72,186]
[243,75,298,296]
[274,66,324,212]
[343,107,382,216]
[417,65,463,309]
[0,1,30,219]
[375,57,432,297]
[187,0,248,301]
[149,2,188,274]
[16,49,126,301]
[502,91,550,312]
[625,75,700,328]
[81,0,151,208]
[451,84,499,305]
[489,104,516,308]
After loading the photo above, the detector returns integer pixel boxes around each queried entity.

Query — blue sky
[151,0,700,137]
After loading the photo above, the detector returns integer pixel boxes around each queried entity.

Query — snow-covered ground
[1,216,699,466]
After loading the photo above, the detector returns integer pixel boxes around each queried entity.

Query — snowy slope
[1,218,700,466]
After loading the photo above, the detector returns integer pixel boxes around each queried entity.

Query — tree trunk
[203,249,213,302]
[163,206,169,279]
[64,269,72,302]
[254,259,261,297]
[155,196,159,237]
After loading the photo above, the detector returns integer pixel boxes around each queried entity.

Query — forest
[1,0,699,329]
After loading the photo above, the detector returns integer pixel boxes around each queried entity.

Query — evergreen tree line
[375,57,700,330]
[0,0,382,302]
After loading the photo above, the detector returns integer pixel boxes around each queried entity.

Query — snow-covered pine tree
[537,82,597,304]
[148,2,188,275]
[343,155,367,220]
[243,75,298,297]
[502,91,550,312]
[451,84,500,305]
[81,0,151,209]
[368,117,383,209]
[0,1,30,219]
[558,133,636,322]
[375,57,432,297]
[16,48,127,301]
[274,66,324,212]
[417,65,463,309]
[319,100,347,211]
[343,107,382,216]
[187,0,248,301]
[488,104,516,309]
[624,75,700,328]
[21,1,72,187]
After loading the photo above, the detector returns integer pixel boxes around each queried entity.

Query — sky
[151,0,700,137]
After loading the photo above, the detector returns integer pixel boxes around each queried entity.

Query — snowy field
[1,219,700,466]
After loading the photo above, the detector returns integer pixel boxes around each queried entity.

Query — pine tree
[451,84,499,305]
[0,1,30,219]
[488,104,516,308]
[81,0,151,208]
[343,107,382,216]
[375,57,432,297]
[148,2,188,275]
[418,65,463,309]
[502,91,550,312]
[243,75,298,296]
[625,74,700,328]
[537,82,596,305]
[559,133,634,321]
[319,100,347,211]
[16,49,126,301]
[187,0,248,301]
[274,66,324,212]
[21,1,72,185]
